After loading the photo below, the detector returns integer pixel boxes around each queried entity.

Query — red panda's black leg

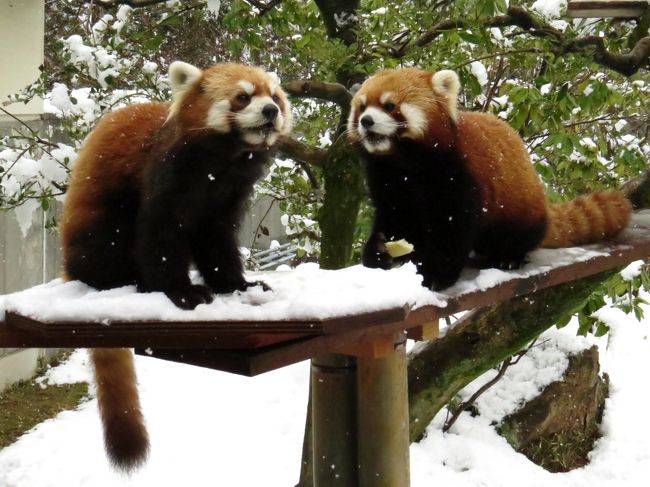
[473,218,547,271]
[415,230,476,291]
[134,210,214,310]
[190,223,251,294]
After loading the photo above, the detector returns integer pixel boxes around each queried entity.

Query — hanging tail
[541,190,632,248]
[90,348,150,472]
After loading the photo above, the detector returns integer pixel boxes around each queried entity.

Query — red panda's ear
[431,70,460,124]
[169,61,203,96]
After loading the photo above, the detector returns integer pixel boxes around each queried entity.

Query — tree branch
[246,0,282,15]
[276,135,328,168]
[90,0,171,8]
[313,0,360,46]
[390,5,650,76]
[283,80,352,106]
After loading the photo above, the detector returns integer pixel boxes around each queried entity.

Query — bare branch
[276,135,328,168]
[283,80,352,107]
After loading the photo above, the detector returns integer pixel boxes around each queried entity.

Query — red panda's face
[168,62,292,147]
[347,68,460,154]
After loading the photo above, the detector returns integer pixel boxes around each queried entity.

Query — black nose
[262,104,279,121]
[360,115,374,128]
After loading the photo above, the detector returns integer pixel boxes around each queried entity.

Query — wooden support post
[406,320,439,342]
[311,354,358,486]
[357,332,410,487]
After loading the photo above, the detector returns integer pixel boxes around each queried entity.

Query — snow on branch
[90,0,171,7]
[246,0,283,15]
[391,5,650,76]
[283,80,352,107]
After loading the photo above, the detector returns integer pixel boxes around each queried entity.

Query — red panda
[347,68,631,290]
[60,62,292,471]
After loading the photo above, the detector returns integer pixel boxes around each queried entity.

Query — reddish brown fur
[351,68,631,253]
[61,102,169,254]
[90,349,149,471]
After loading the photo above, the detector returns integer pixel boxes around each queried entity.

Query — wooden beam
[406,320,439,342]
[567,0,648,18]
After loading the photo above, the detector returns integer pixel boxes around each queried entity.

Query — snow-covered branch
[89,0,170,8]
[313,0,360,46]
[246,0,282,15]
[391,5,650,76]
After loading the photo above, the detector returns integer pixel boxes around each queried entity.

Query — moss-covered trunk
[318,136,364,270]
[408,270,616,442]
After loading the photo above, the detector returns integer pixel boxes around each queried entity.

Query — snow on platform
[1,247,604,325]
[2,210,649,326]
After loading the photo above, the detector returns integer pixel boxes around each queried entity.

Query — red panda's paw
[210,278,272,294]
[165,284,214,310]
[362,232,393,270]
[243,280,272,293]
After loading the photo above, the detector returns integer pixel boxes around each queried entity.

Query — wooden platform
[2,212,650,376]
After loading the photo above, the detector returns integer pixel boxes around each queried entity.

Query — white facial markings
[380,91,394,105]
[235,91,289,145]
[266,133,279,146]
[358,106,398,137]
[400,102,427,138]
[237,95,280,129]
[363,138,392,153]
[347,105,358,135]
[205,99,231,132]
[238,80,255,95]
[242,132,265,145]
[359,94,367,106]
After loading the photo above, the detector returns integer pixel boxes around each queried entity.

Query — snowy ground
[1,294,649,486]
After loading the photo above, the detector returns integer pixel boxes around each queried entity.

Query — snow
[1,243,607,324]
[470,61,488,87]
[532,0,567,19]
[2,263,443,323]
[620,260,644,281]
[2,297,650,486]
[206,0,221,17]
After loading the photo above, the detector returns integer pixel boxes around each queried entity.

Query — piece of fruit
[385,239,414,258]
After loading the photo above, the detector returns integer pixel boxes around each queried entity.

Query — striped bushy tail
[541,190,632,248]
[90,348,150,473]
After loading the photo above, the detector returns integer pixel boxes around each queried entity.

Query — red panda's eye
[384,102,396,112]
[271,94,281,103]
[359,103,366,112]
[237,93,251,103]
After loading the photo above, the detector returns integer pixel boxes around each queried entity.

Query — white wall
[0,0,44,121]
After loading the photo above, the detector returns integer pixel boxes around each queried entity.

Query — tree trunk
[318,136,365,269]
[408,270,616,442]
